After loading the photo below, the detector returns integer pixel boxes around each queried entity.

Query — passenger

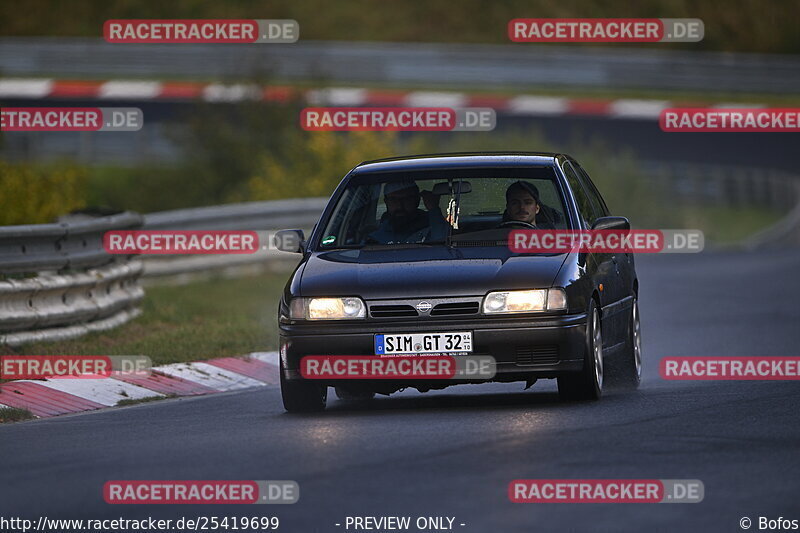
[367,181,449,244]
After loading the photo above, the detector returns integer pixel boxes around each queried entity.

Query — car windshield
[317,167,570,248]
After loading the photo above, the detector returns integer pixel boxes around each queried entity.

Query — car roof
[353,152,562,174]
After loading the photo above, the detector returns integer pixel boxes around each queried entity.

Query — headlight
[290,297,366,320]
[482,288,567,314]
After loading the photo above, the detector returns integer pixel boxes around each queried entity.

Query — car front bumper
[279,313,587,384]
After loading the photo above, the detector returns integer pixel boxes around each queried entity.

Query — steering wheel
[497,220,537,229]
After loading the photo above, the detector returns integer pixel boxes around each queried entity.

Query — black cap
[506,181,540,204]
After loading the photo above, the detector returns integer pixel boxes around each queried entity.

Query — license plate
[374,332,473,355]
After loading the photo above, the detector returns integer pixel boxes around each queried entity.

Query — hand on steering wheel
[498,220,537,229]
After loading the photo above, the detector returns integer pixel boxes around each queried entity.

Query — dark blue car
[274,153,642,412]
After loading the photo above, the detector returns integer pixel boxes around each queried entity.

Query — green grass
[0,407,35,423]
[676,205,784,244]
[116,395,174,407]
[8,272,290,366]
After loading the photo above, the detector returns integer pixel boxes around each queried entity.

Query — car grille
[368,298,482,318]
[370,304,418,318]
[431,302,480,316]
[516,345,560,366]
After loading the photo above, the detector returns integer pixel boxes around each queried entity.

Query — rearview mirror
[273,229,305,253]
[432,181,472,195]
[591,216,630,231]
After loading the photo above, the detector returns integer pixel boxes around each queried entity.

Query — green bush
[0,161,87,225]
[86,98,306,212]
[241,131,400,201]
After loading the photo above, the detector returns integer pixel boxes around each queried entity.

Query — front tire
[558,300,603,401]
[280,363,327,413]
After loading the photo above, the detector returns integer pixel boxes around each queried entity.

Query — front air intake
[516,345,559,366]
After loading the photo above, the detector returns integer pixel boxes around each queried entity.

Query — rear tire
[607,297,642,390]
[280,362,327,413]
[558,300,603,401]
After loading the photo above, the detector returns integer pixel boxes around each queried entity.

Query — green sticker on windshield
[322,236,336,245]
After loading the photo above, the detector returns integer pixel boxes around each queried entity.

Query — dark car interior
[326,177,570,247]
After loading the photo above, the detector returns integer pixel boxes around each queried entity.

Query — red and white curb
[0,78,767,120]
[0,352,279,419]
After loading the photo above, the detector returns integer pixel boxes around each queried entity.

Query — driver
[367,180,449,244]
[502,180,541,227]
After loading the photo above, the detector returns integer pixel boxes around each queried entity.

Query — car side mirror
[273,229,305,253]
[591,216,630,231]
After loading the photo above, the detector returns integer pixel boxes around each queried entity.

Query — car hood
[298,247,568,299]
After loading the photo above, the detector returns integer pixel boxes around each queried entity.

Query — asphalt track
[2,249,800,533]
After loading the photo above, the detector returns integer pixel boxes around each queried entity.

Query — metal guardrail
[0,201,325,345]
[139,198,325,279]
[0,261,144,345]
[0,212,144,346]
[1,165,799,346]
[1,38,799,94]
[143,198,326,230]
[0,211,142,273]
[642,162,799,210]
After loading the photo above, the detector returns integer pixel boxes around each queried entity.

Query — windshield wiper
[360,241,446,250]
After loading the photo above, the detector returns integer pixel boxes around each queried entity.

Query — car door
[561,161,624,346]
[573,161,631,347]
[574,162,635,296]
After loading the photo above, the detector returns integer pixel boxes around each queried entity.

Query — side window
[562,162,597,228]
[575,164,610,217]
